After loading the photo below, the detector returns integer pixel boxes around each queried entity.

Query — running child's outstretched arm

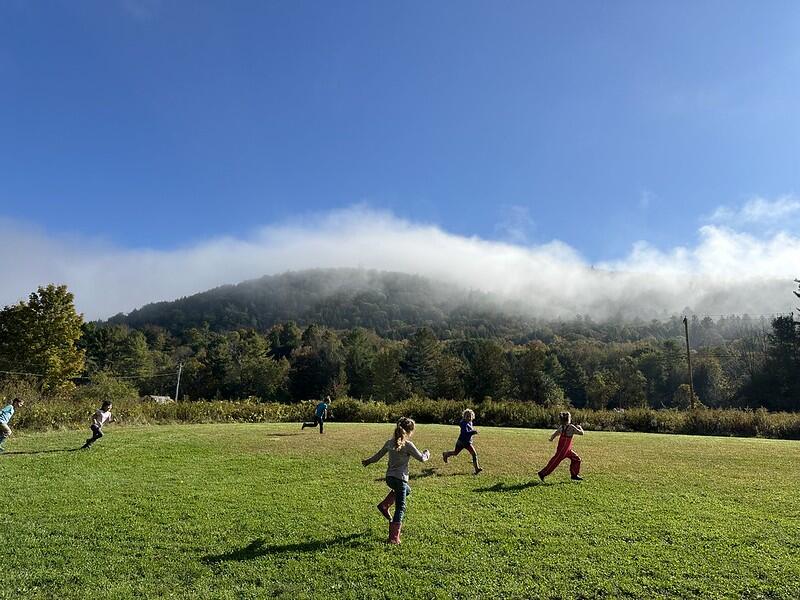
[548,428,561,442]
[405,442,431,463]
[362,445,388,467]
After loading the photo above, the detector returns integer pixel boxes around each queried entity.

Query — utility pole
[175,362,183,402]
[682,316,695,409]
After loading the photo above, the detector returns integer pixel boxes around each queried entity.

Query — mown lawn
[1,423,798,599]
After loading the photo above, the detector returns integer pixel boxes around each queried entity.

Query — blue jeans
[386,476,411,523]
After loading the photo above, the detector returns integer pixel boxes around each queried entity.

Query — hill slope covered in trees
[3,277,797,411]
[105,268,764,344]
[108,268,550,339]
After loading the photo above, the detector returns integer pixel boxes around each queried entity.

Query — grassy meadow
[1,422,799,599]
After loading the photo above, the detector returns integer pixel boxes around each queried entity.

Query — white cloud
[494,205,536,244]
[709,195,800,227]
[0,205,798,321]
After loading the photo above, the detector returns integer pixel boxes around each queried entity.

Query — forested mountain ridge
[4,281,797,411]
[105,268,768,345]
[108,268,500,337]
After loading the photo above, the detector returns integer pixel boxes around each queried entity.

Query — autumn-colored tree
[0,284,85,393]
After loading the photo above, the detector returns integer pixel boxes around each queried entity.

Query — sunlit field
[2,423,798,599]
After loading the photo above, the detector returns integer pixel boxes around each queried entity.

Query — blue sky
[1,1,799,317]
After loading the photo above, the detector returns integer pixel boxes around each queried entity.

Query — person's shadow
[409,467,438,480]
[473,480,547,493]
[1,448,79,456]
[202,532,368,564]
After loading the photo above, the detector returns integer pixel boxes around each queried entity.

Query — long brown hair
[393,417,416,450]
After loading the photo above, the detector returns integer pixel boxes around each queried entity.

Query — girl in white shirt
[81,401,114,449]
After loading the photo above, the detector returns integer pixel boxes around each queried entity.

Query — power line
[0,369,180,381]
[0,370,46,378]
[693,313,785,318]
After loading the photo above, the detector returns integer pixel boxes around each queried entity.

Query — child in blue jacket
[442,409,482,475]
[0,398,23,452]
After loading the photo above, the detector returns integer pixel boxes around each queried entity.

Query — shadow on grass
[472,480,574,493]
[203,532,369,564]
[1,448,80,456]
[409,467,438,480]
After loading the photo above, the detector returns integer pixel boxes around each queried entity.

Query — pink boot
[377,491,395,521]
[387,522,402,545]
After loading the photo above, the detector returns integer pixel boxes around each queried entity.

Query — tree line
[1,283,799,411]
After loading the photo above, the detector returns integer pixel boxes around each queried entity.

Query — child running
[538,411,584,482]
[81,400,114,449]
[0,398,24,453]
[442,408,482,475]
[301,395,331,434]
[361,417,430,545]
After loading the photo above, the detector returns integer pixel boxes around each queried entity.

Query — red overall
[538,430,581,478]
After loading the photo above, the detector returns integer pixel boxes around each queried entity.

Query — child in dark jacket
[442,409,482,475]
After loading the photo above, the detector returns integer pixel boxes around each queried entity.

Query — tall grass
[6,389,800,440]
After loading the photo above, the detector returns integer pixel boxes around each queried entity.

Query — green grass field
[2,423,799,599]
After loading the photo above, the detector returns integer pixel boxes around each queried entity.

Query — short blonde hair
[463,409,475,421]
[558,411,571,424]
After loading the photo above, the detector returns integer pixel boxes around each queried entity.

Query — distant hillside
[106,268,537,338]
[105,268,769,345]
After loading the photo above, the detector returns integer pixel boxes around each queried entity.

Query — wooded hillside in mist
[106,268,767,344]
[3,274,797,413]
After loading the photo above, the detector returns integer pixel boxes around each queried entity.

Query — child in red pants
[538,411,584,481]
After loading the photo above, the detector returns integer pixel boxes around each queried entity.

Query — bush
[72,372,140,404]
[0,376,42,406]
[7,393,800,440]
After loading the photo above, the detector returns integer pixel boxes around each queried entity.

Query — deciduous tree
[0,284,84,393]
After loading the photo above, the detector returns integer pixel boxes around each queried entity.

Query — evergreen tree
[290,328,348,400]
[227,330,289,400]
[559,354,588,407]
[586,370,618,409]
[372,346,410,403]
[756,315,800,410]
[468,340,511,401]
[403,328,441,397]
[613,357,648,408]
[343,328,378,399]
[267,321,303,359]
[435,351,466,400]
